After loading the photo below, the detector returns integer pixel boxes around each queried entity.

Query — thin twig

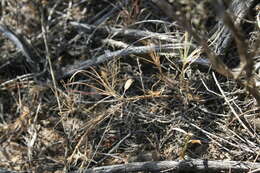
[212,72,255,138]
[189,121,254,154]
[41,7,61,111]
[97,133,131,164]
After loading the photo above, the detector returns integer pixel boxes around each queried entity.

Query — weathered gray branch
[59,44,186,79]
[0,168,17,173]
[72,159,260,173]
[70,22,177,43]
[0,24,40,72]
[211,0,257,55]
[152,0,258,56]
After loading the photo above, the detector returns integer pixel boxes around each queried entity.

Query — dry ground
[0,0,260,172]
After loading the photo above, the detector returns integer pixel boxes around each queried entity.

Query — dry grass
[0,0,260,172]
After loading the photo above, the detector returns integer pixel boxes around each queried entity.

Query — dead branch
[72,159,260,173]
[88,3,121,25]
[152,0,258,56]
[0,168,17,173]
[214,0,260,105]
[59,44,184,80]
[214,0,254,78]
[70,22,177,43]
[211,0,257,55]
[152,0,234,78]
[153,0,260,105]
[0,24,41,73]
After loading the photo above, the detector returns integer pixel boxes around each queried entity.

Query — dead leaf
[123,78,134,93]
